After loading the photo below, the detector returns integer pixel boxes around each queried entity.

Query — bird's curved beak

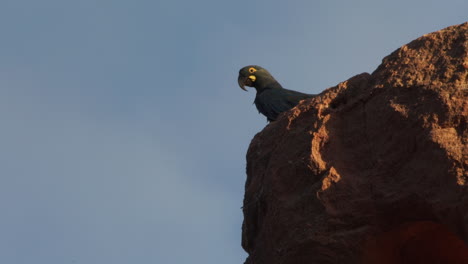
[238,75,255,91]
[238,75,248,91]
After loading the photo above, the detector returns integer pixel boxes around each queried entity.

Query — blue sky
[0,1,466,263]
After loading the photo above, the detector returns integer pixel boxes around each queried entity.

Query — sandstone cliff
[242,22,468,264]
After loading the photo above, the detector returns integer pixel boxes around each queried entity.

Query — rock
[242,22,468,264]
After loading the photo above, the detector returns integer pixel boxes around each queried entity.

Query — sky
[0,1,466,263]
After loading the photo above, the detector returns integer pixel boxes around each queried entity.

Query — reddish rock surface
[242,22,468,264]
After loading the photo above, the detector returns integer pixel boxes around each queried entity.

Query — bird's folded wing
[256,89,315,120]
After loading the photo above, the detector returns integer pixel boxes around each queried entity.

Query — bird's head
[238,65,281,92]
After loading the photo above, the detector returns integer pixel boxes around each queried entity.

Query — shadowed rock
[242,22,468,264]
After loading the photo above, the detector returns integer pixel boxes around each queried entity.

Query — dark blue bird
[238,65,315,122]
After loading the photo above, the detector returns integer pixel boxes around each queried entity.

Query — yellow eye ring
[248,67,257,73]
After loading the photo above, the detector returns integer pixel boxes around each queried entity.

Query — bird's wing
[283,88,315,105]
[255,89,315,121]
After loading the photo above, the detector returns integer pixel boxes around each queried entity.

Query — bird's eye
[248,67,257,73]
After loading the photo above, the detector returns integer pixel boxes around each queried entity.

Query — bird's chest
[254,95,270,116]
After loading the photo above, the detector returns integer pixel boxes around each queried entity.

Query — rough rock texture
[242,22,468,264]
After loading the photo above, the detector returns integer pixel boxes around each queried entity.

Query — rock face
[242,23,468,264]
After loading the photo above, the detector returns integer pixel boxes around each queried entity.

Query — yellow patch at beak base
[248,75,256,82]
